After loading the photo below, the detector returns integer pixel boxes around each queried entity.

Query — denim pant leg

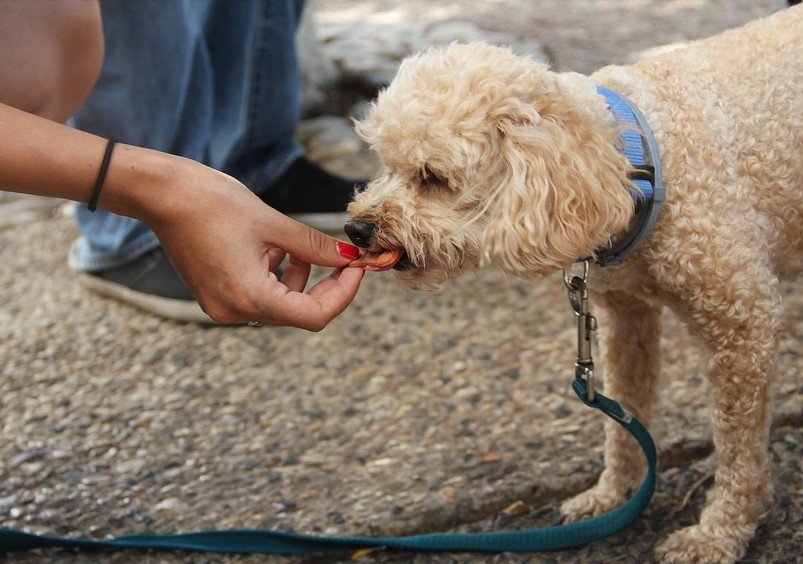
[201,0,304,187]
[70,0,304,271]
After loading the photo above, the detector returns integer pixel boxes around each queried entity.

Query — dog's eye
[419,166,448,189]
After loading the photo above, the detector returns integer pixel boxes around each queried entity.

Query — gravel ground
[2,1,800,562]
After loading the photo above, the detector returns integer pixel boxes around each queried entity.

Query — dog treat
[349,248,403,270]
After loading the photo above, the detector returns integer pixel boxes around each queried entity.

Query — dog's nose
[344,219,375,248]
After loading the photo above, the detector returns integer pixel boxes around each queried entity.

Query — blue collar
[593,86,664,267]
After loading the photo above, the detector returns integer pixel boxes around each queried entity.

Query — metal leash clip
[563,259,598,402]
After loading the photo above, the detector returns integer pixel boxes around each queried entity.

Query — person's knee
[0,0,104,122]
[43,0,105,121]
[58,0,105,119]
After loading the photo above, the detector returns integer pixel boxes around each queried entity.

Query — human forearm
[1,101,364,329]
[0,101,175,221]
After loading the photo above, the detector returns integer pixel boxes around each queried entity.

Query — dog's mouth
[393,251,412,271]
[349,247,410,271]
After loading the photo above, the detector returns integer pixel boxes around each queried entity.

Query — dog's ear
[481,105,635,277]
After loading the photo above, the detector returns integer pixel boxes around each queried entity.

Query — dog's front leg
[656,258,782,564]
[560,291,662,521]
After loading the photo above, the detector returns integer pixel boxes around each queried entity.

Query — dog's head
[346,42,634,289]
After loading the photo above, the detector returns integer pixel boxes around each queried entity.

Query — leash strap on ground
[0,379,655,555]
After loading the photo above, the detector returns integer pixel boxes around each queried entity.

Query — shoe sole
[79,273,215,324]
[289,211,349,233]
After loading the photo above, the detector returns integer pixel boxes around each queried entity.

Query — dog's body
[347,6,802,563]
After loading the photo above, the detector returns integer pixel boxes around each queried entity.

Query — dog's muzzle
[344,219,375,248]
[343,218,412,271]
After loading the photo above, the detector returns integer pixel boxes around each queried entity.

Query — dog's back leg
[560,292,662,521]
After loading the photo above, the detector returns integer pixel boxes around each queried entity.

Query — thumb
[268,213,360,267]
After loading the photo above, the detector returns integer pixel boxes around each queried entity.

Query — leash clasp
[564,260,597,402]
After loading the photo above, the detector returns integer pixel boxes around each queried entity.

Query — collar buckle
[627,164,655,184]
[564,259,597,402]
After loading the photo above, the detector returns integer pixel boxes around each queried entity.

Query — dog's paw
[656,526,743,564]
[559,484,626,522]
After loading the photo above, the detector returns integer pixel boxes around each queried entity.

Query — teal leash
[0,263,656,555]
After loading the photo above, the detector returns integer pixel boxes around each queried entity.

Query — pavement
[1,1,800,563]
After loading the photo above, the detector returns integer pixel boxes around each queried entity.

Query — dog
[345,6,802,563]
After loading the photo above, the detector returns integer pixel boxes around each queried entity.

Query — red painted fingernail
[336,241,360,260]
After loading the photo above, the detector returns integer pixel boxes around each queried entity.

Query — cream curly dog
[345,6,802,563]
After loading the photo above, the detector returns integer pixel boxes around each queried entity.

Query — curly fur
[348,6,802,562]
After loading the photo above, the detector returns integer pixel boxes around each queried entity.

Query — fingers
[205,254,362,329]
[266,212,359,267]
[279,255,311,292]
[257,267,365,331]
[303,267,365,328]
[308,266,363,300]
[267,247,286,272]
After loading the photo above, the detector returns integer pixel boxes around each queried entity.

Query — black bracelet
[88,137,118,212]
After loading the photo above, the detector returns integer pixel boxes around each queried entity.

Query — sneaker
[259,156,365,232]
[79,248,213,323]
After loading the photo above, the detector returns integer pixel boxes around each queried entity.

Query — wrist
[100,144,190,225]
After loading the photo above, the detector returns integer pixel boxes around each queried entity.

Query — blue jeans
[70,0,304,270]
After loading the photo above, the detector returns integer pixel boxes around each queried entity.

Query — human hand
[0,113,361,331]
[116,147,364,330]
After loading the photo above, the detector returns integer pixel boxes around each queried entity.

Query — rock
[20,462,45,477]
[7,450,46,469]
[297,0,340,113]
[296,115,378,179]
[317,151,380,181]
[306,128,363,163]
[297,115,353,140]
[115,459,147,475]
[501,500,531,517]
[348,99,373,121]
[153,497,185,513]
[0,495,17,511]
[424,21,486,44]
